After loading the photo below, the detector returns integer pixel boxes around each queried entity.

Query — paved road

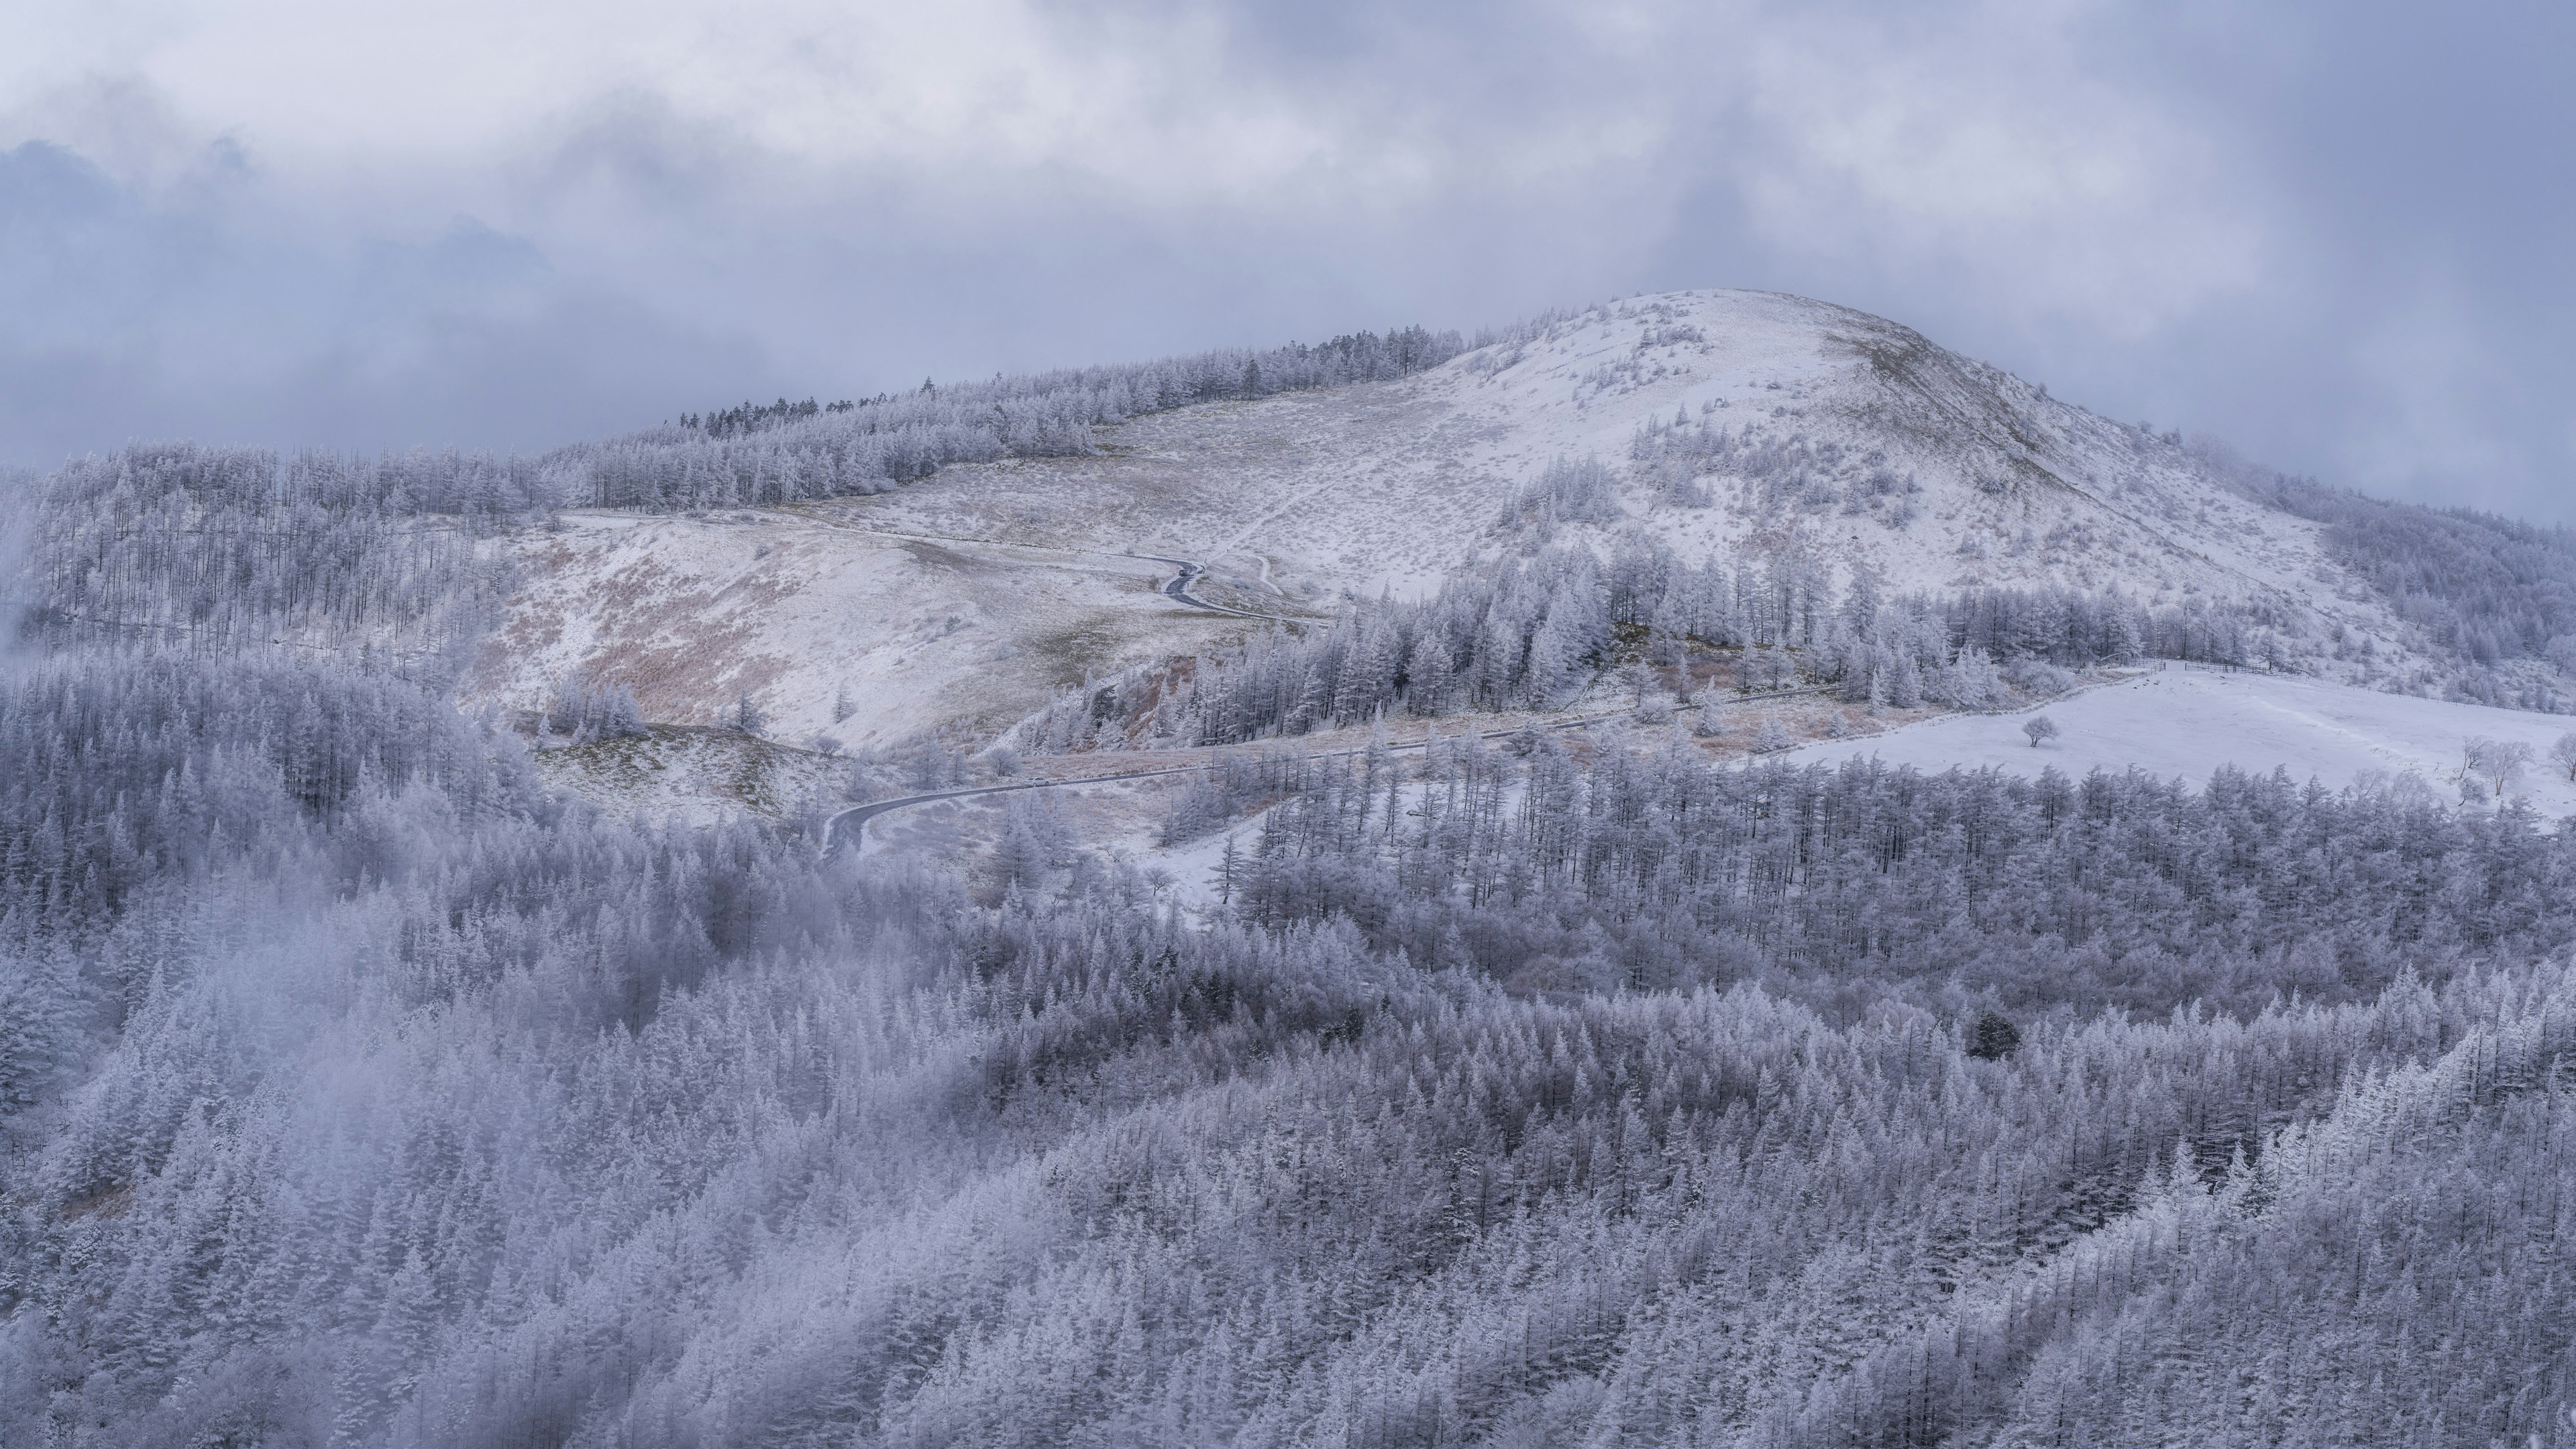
[821,765,1208,859]
[818,686,1833,859]
[813,549,1303,857]
[1130,553,1297,622]
[806,539,1842,859]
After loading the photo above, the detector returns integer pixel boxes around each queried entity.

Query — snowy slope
[1778,663,2576,817]
[473,507,1268,748]
[479,289,2444,767]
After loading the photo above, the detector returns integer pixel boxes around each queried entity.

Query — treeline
[562,325,1464,510]
[2200,446,2576,709]
[1204,729,2576,1016]
[679,396,857,438]
[17,444,511,669]
[1019,537,2298,752]
[18,324,1465,549]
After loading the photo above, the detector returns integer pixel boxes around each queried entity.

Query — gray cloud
[0,142,773,464]
[1,1,2569,519]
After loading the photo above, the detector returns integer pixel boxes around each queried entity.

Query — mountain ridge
[476,286,2536,752]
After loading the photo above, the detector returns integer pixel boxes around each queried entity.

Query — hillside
[472,290,2489,759]
[18,298,2576,1449]
[845,290,2338,610]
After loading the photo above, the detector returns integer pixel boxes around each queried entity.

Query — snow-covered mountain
[849,290,2336,607]
[474,289,2542,752]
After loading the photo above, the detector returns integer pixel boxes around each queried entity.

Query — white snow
[1778,664,2576,817]
[474,508,1262,750]
[478,289,2459,761]
[824,289,2430,684]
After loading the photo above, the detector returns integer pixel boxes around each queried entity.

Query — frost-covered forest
[10,422,2576,1444]
[572,325,1464,510]
[1016,535,2273,754]
[2198,443,2576,710]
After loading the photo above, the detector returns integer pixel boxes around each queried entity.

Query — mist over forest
[8,305,2576,1449]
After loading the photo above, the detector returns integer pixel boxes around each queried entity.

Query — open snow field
[1781,663,2576,816]
[847,290,2367,618]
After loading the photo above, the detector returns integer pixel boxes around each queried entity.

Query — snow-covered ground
[841,290,2399,637]
[1778,664,2576,816]
[474,508,1267,749]
[476,289,2448,755]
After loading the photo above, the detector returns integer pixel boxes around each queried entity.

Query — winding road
[1129,553,1297,622]
[819,682,1835,858]
[763,507,1304,625]
[805,540,1836,859]
[816,550,1287,857]
[821,765,1205,859]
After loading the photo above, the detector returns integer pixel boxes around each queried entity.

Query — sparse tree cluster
[1501,454,1623,530]
[1631,409,1921,523]
[547,676,645,743]
[678,395,855,437]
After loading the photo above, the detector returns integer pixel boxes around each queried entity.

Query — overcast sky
[4,1,2569,519]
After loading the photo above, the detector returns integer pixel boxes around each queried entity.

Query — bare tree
[2023,714,2060,748]
[2463,736,2534,800]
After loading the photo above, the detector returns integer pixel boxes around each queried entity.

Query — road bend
[818,685,1835,859]
[1128,553,1294,622]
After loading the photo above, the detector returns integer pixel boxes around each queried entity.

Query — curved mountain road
[821,766,1206,859]
[767,504,1305,626]
[819,686,1834,858]
[787,524,1831,860]
[1128,553,1296,622]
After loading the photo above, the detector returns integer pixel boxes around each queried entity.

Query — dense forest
[7,428,2576,1448]
[1165,729,2576,1015]
[2202,443,2576,710]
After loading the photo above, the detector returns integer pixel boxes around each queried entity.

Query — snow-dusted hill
[474,289,2470,751]
[478,508,1225,748]
[847,291,2356,614]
